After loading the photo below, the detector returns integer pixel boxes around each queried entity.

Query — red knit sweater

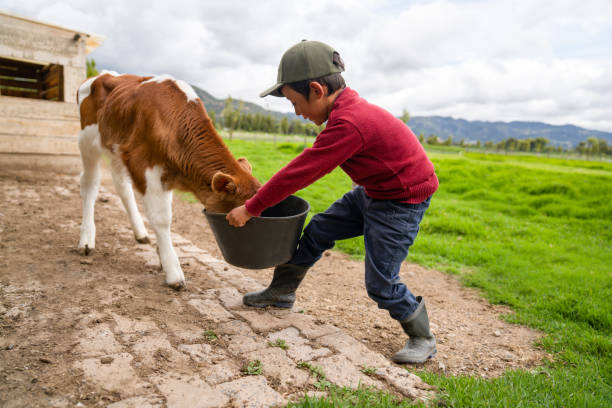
[245,88,438,216]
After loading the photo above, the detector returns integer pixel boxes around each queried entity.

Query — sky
[3,0,612,132]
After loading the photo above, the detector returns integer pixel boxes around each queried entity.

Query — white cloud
[3,0,612,131]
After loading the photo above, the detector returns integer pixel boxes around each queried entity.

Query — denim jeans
[290,186,431,321]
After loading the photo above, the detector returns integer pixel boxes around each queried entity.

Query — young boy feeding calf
[77,72,260,290]
[227,40,439,364]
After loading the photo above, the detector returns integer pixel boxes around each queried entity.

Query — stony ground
[0,156,549,407]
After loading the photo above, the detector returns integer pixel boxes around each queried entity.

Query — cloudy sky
[4,0,612,131]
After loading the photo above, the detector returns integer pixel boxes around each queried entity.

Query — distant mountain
[191,85,611,148]
[407,116,612,148]
[191,85,301,122]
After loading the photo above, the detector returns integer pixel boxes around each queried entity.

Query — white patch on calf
[78,124,102,160]
[101,69,121,77]
[78,124,103,252]
[144,166,167,198]
[77,76,97,107]
[143,166,185,288]
[175,79,199,102]
[77,71,122,106]
[142,74,199,102]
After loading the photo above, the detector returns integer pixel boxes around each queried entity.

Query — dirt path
[0,157,549,407]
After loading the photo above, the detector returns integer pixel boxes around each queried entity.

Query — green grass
[243,359,263,375]
[288,385,422,407]
[269,338,289,350]
[221,139,612,407]
[202,330,217,341]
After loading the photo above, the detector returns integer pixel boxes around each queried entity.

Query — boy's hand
[226,205,253,227]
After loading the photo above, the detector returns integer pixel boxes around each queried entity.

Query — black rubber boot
[243,263,309,308]
[392,296,437,364]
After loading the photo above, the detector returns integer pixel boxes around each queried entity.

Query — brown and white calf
[77,71,260,289]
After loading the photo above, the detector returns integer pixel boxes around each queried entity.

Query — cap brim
[259,82,284,98]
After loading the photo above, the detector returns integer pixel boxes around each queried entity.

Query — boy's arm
[245,120,363,217]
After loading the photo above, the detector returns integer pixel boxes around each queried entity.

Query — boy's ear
[309,81,326,98]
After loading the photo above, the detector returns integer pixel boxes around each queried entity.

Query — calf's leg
[78,124,102,255]
[142,166,185,290]
[110,156,149,243]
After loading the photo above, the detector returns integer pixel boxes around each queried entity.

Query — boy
[227,40,438,364]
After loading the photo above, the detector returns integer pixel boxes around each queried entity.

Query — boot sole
[392,348,437,364]
[243,300,294,309]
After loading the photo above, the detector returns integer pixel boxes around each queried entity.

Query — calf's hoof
[78,245,94,256]
[136,235,151,244]
[167,280,186,291]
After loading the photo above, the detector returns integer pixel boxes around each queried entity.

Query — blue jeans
[290,186,431,321]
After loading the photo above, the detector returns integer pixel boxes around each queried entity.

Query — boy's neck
[323,87,345,119]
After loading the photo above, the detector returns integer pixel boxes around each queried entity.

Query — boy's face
[281,84,329,126]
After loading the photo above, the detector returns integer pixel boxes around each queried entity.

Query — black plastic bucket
[203,195,310,269]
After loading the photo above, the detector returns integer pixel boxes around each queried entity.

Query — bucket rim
[202,195,310,220]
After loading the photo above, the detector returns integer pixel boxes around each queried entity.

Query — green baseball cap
[260,40,344,97]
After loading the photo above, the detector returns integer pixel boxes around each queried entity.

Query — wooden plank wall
[0,13,87,155]
[0,96,80,155]
[0,13,87,105]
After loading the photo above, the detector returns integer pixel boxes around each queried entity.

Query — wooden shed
[0,11,104,155]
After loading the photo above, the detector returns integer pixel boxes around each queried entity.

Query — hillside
[407,116,612,148]
[191,85,301,122]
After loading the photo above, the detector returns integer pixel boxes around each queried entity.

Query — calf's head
[206,158,261,213]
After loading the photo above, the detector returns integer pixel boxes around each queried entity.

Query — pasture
[224,138,612,407]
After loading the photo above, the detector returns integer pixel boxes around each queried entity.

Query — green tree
[234,101,245,133]
[587,137,599,157]
[426,134,439,145]
[290,120,304,135]
[263,114,275,133]
[239,112,251,131]
[534,137,550,152]
[222,97,234,129]
[505,138,518,151]
[305,123,320,136]
[576,141,587,156]
[279,117,289,135]
[400,109,410,124]
[86,59,99,78]
[222,97,243,140]
[518,139,529,152]
[253,113,263,132]
[598,139,610,155]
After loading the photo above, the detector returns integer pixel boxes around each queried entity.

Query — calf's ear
[236,157,253,173]
[212,172,237,194]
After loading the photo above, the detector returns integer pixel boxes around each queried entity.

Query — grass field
[224,139,612,407]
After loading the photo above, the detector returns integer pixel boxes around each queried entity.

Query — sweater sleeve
[245,120,363,216]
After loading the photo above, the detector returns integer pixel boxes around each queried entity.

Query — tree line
[418,133,612,157]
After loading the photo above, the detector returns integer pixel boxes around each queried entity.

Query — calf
[77,71,260,289]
